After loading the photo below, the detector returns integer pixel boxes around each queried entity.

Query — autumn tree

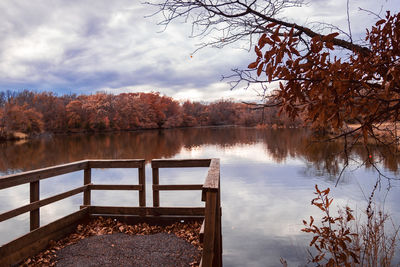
[249,12,400,141]
[0,103,43,135]
[82,94,113,131]
[32,92,68,132]
[160,96,183,128]
[148,0,399,158]
[0,89,323,136]
[207,100,240,125]
[182,101,208,126]
[66,99,86,130]
[112,93,141,130]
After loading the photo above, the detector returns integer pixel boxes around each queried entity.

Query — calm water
[1,127,400,266]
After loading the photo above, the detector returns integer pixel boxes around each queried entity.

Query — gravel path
[55,232,200,267]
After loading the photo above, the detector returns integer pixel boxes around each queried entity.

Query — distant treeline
[0,90,301,139]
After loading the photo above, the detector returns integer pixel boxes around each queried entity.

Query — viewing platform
[0,159,222,267]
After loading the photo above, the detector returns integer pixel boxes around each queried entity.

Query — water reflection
[1,127,400,266]
[1,127,399,176]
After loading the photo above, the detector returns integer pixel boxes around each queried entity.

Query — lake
[1,127,400,266]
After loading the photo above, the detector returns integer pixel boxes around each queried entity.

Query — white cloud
[0,0,398,101]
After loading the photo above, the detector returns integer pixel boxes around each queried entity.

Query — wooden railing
[0,159,222,267]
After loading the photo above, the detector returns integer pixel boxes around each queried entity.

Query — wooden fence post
[202,190,217,266]
[138,160,146,207]
[215,185,222,267]
[83,167,91,206]
[30,180,40,231]
[152,167,159,207]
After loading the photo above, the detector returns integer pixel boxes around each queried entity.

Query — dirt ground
[55,232,200,267]
[21,217,202,267]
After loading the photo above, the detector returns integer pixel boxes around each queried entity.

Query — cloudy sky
[0,0,398,102]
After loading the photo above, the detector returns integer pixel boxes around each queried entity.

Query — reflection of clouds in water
[178,144,400,266]
[0,214,30,245]
[91,191,139,206]
[157,168,208,207]
[221,162,316,266]
[0,184,30,243]
[179,143,305,166]
[85,168,141,206]
[40,196,82,226]
[0,184,29,213]
[1,129,400,266]
[40,172,83,199]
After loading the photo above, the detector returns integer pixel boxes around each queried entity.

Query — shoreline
[0,124,305,142]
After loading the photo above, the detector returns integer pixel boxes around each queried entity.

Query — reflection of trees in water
[259,129,345,178]
[0,127,399,176]
[261,129,400,177]
[0,127,260,172]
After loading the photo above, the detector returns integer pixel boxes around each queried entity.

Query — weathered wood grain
[0,208,89,266]
[88,206,205,216]
[83,168,91,206]
[151,159,211,168]
[203,158,220,190]
[30,181,39,231]
[0,160,88,189]
[152,184,203,191]
[152,167,160,207]
[138,163,146,207]
[201,191,218,267]
[88,159,144,168]
[200,219,205,244]
[90,184,143,191]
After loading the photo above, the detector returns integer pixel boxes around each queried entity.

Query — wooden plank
[88,206,205,216]
[30,181,39,231]
[90,184,142,191]
[151,159,211,168]
[84,168,91,206]
[152,167,160,207]
[88,159,145,169]
[201,191,217,267]
[89,214,203,226]
[0,208,89,264]
[200,219,205,244]
[202,158,220,201]
[1,222,79,266]
[0,186,87,222]
[153,184,203,191]
[0,160,88,189]
[203,158,220,190]
[214,188,223,267]
[138,164,146,207]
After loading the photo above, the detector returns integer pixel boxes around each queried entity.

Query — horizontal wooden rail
[88,159,144,169]
[0,159,146,191]
[90,184,143,191]
[0,208,89,266]
[152,159,211,168]
[86,206,205,216]
[152,184,203,191]
[0,185,89,223]
[0,160,88,190]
